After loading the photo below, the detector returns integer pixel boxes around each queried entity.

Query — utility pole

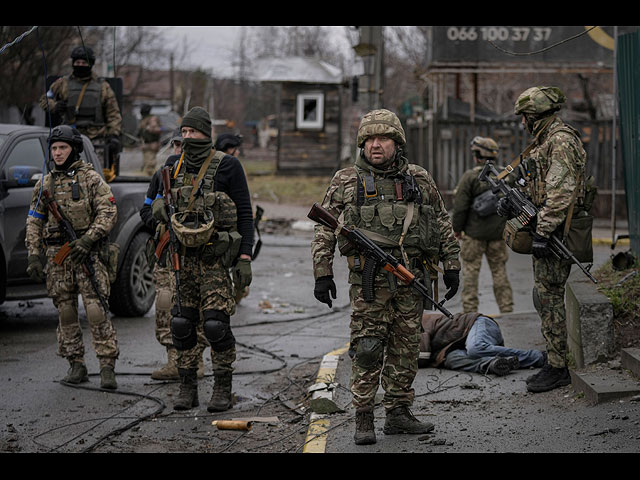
[352,26,384,110]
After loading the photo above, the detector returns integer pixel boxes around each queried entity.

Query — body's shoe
[487,356,520,376]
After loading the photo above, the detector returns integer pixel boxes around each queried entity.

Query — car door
[0,132,48,284]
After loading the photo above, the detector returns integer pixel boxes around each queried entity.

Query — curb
[593,237,629,246]
[303,343,349,453]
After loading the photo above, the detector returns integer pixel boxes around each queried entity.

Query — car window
[3,137,46,176]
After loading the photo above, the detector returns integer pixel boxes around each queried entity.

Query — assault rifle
[478,162,597,284]
[42,190,110,312]
[308,203,454,319]
[160,167,183,315]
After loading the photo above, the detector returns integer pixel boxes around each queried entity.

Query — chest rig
[170,150,238,250]
[66,77,104,129]
[44,164,94,241]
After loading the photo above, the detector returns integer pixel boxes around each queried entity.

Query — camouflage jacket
[39,73,122,140]
[452,162,507,242]
[524,117,586,238]
[138,114,162,148]
[26,160,118,257]
[311,155,460,284]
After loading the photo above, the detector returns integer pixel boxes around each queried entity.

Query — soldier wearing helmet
[150,107,254,412]
[452,136,514,315]
[39,46,122,177]
[312,108,460,445]
[137,104,163,176]
[498,86,588,394]
[25,125,120,389]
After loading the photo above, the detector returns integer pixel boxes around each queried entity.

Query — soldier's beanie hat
[181,107,212,138]
[71,46,95,66]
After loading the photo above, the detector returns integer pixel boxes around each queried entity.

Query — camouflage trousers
[153,263,208,352]
[533,255,572,368]
[142,148,158,177]
[46,247,118,367]
[174,255,236,372]
[348,283,423,412]
[460,236,513,313]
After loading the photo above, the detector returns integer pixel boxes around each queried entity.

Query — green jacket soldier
[452,137,513,314]
[40,46,122,180]
[138,104,162,176]
[501,86,587,393]
[151,107,254,412]
[311,109,460,445]
[25,126,119,389]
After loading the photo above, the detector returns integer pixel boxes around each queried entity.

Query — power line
[488,26,599,56]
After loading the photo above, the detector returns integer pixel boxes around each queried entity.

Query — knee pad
[170,306,199,350]
[85,302,105,325]
[156,288,173,313]
[354,336,383,369]
[203,310,235,352]
[58,303,78,326]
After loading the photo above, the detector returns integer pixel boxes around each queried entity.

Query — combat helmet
[357,109,406,148]
[49,125,84,153]
[171,210,216,248]
[470,136,499,159]
[514,86,566,116]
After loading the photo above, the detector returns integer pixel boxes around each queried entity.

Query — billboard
[429,26,637,70]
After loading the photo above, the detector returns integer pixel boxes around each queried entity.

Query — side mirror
[1,166,43,188]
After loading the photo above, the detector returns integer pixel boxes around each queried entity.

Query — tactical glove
[151,197,169,223]
[27,255,45,283]
[68,234,94,265]
[443,270,460,301]
[314,275,337,308]
[496,197,516,219]
[233,258,252,290]
[531,232,552,259]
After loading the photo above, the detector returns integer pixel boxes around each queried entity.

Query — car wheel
[109,231,155,317]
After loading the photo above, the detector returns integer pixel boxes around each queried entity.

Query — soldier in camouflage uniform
[498,86,587,393]
[151,107,254,412]
[452,137,513,314]
[39,46,122,180]
[311,109,461,445]
[138,104,162,176]
[25,126,119,389]
[140,135,207,381]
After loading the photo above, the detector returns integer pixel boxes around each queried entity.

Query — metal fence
[405,117,626,220]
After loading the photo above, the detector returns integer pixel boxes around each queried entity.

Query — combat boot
[487,356,520,376]
[151,348,179,380]
[354,407,376,445]
[173,368,199,410]
[100,366,118,390]
[383,406,435,435]
[526,364,571,393]
[207,372,233,412]
[63,361,88,384]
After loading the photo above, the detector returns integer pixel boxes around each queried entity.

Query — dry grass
[594,254,640,350]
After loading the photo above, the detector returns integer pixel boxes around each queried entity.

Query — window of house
[296,92,324,129]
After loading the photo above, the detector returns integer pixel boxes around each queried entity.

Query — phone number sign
[430,26,625,67]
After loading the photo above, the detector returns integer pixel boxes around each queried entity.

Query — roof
[251,56,343,84]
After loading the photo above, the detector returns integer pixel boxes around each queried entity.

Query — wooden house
[253,56,344,175]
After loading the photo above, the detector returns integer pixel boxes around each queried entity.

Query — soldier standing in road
[151,107,254,412]
[498,86,587,393]
[39,46,122,180]
[452,136,514,314]
[311,109,461,445]
[138,104,163,176]
[140,131,207,381]
[25,125,119,389]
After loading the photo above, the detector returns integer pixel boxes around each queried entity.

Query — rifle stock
[308,203,453,319]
